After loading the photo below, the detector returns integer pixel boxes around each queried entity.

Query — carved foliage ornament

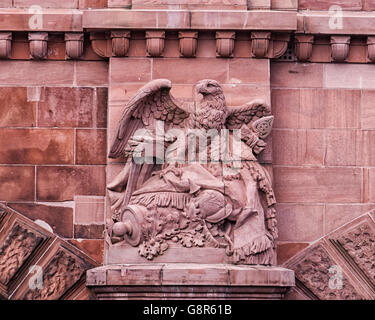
[107,79,277,266]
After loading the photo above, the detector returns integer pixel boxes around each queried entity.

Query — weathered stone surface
[299,0,362,10]
[0,129,74,164]
[74,195,105,225]
[0,87,36,127]
[69,239,104,264]
[0,61,74,85]
[76,129,107,165]
[361,90,375,130]
[276,204,324,241]
[277,242,309,265]
[36,166,106,201]
[272,129,324,165]
[74,224,104,239]
[8,203,74,238]
[38,87,107,128]
[274,167,362,203]
[0,166,34,201]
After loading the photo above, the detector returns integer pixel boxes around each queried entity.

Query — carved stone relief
[0,223,44,285]
[107,79,277,265]
[23,249,85,300]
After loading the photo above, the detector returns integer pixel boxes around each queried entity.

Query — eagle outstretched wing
[225,99,274,139]
[109,79,190,159]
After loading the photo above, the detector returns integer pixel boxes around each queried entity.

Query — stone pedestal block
[86,264,295,300]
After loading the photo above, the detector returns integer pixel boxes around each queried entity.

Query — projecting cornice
[82,9,297,31]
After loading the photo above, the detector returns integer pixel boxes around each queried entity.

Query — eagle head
[195,79,223,97]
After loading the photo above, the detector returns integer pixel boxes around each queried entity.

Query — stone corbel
[251,31,271,58]
[146,31,165,57]
[0,32,12,59]
[178,31,198,58]
[111,31,131,57]
[215,31,235,58]
[65,33,84,60]
[28,32,48,60]
[330,36,351,62]
[294,35,314,62]
[90,32,112,59]
[367,36,375,63]
[269,33,290,59]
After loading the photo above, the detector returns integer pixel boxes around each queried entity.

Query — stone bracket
[146,31,165,57]
[330,36,351,62]
[65,33,84,60]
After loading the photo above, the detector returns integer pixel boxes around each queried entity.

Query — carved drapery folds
[0,32,12,59]
[111,31,131,57]
[330,36,351,62]
[215,31,235,58]
[294,35,314,62]
[178,31,198,58]
[65,33,84,60]
[251,31,271,58]
[28,32,48,60]
[146,31,165,57]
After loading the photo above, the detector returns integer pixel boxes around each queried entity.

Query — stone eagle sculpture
[107,78,277,265]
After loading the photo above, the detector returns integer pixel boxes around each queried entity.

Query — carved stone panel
[22,248,86,300]
[0,223,44,286]
[288,244,363,300]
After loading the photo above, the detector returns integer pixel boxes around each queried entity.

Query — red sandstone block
[152,58,227,84]
[299,89,360,129]
[325,204,375,234]
[304,11,375,35]
[37,165,106,201]
[274,167,362,203]
[0,166,34,201]
[0,87,36,127]
[0,1,12,7]
[0,61,74,86]
[8,202,74,238]
[83,9,190,30]
[0,9,82,32]
[271,62,323,88]
[276,204,324,241]
[299,0,362,10]
[74,224,104,239]
[228,59,269,85]
[76,129,107,165]
[38,87,107,128]
[69,239,104,264]
[110,58,151,83]
[271,88,360,129]
[75,61,109,86]
[271,89,300,129]
[190,10,296,30]
[272,129,324,166]
[271,0,297,10]
[361,90,375,129]
[223,85,270,106]
[326,130,375,166]
[108,0,131,7]
[74,195,105,224]
[13,0,78,8]
[0,128,74,164]
[363,0,375,11]
[324,64,375,89]
[79,0,107,8]
[276,242,309,265]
